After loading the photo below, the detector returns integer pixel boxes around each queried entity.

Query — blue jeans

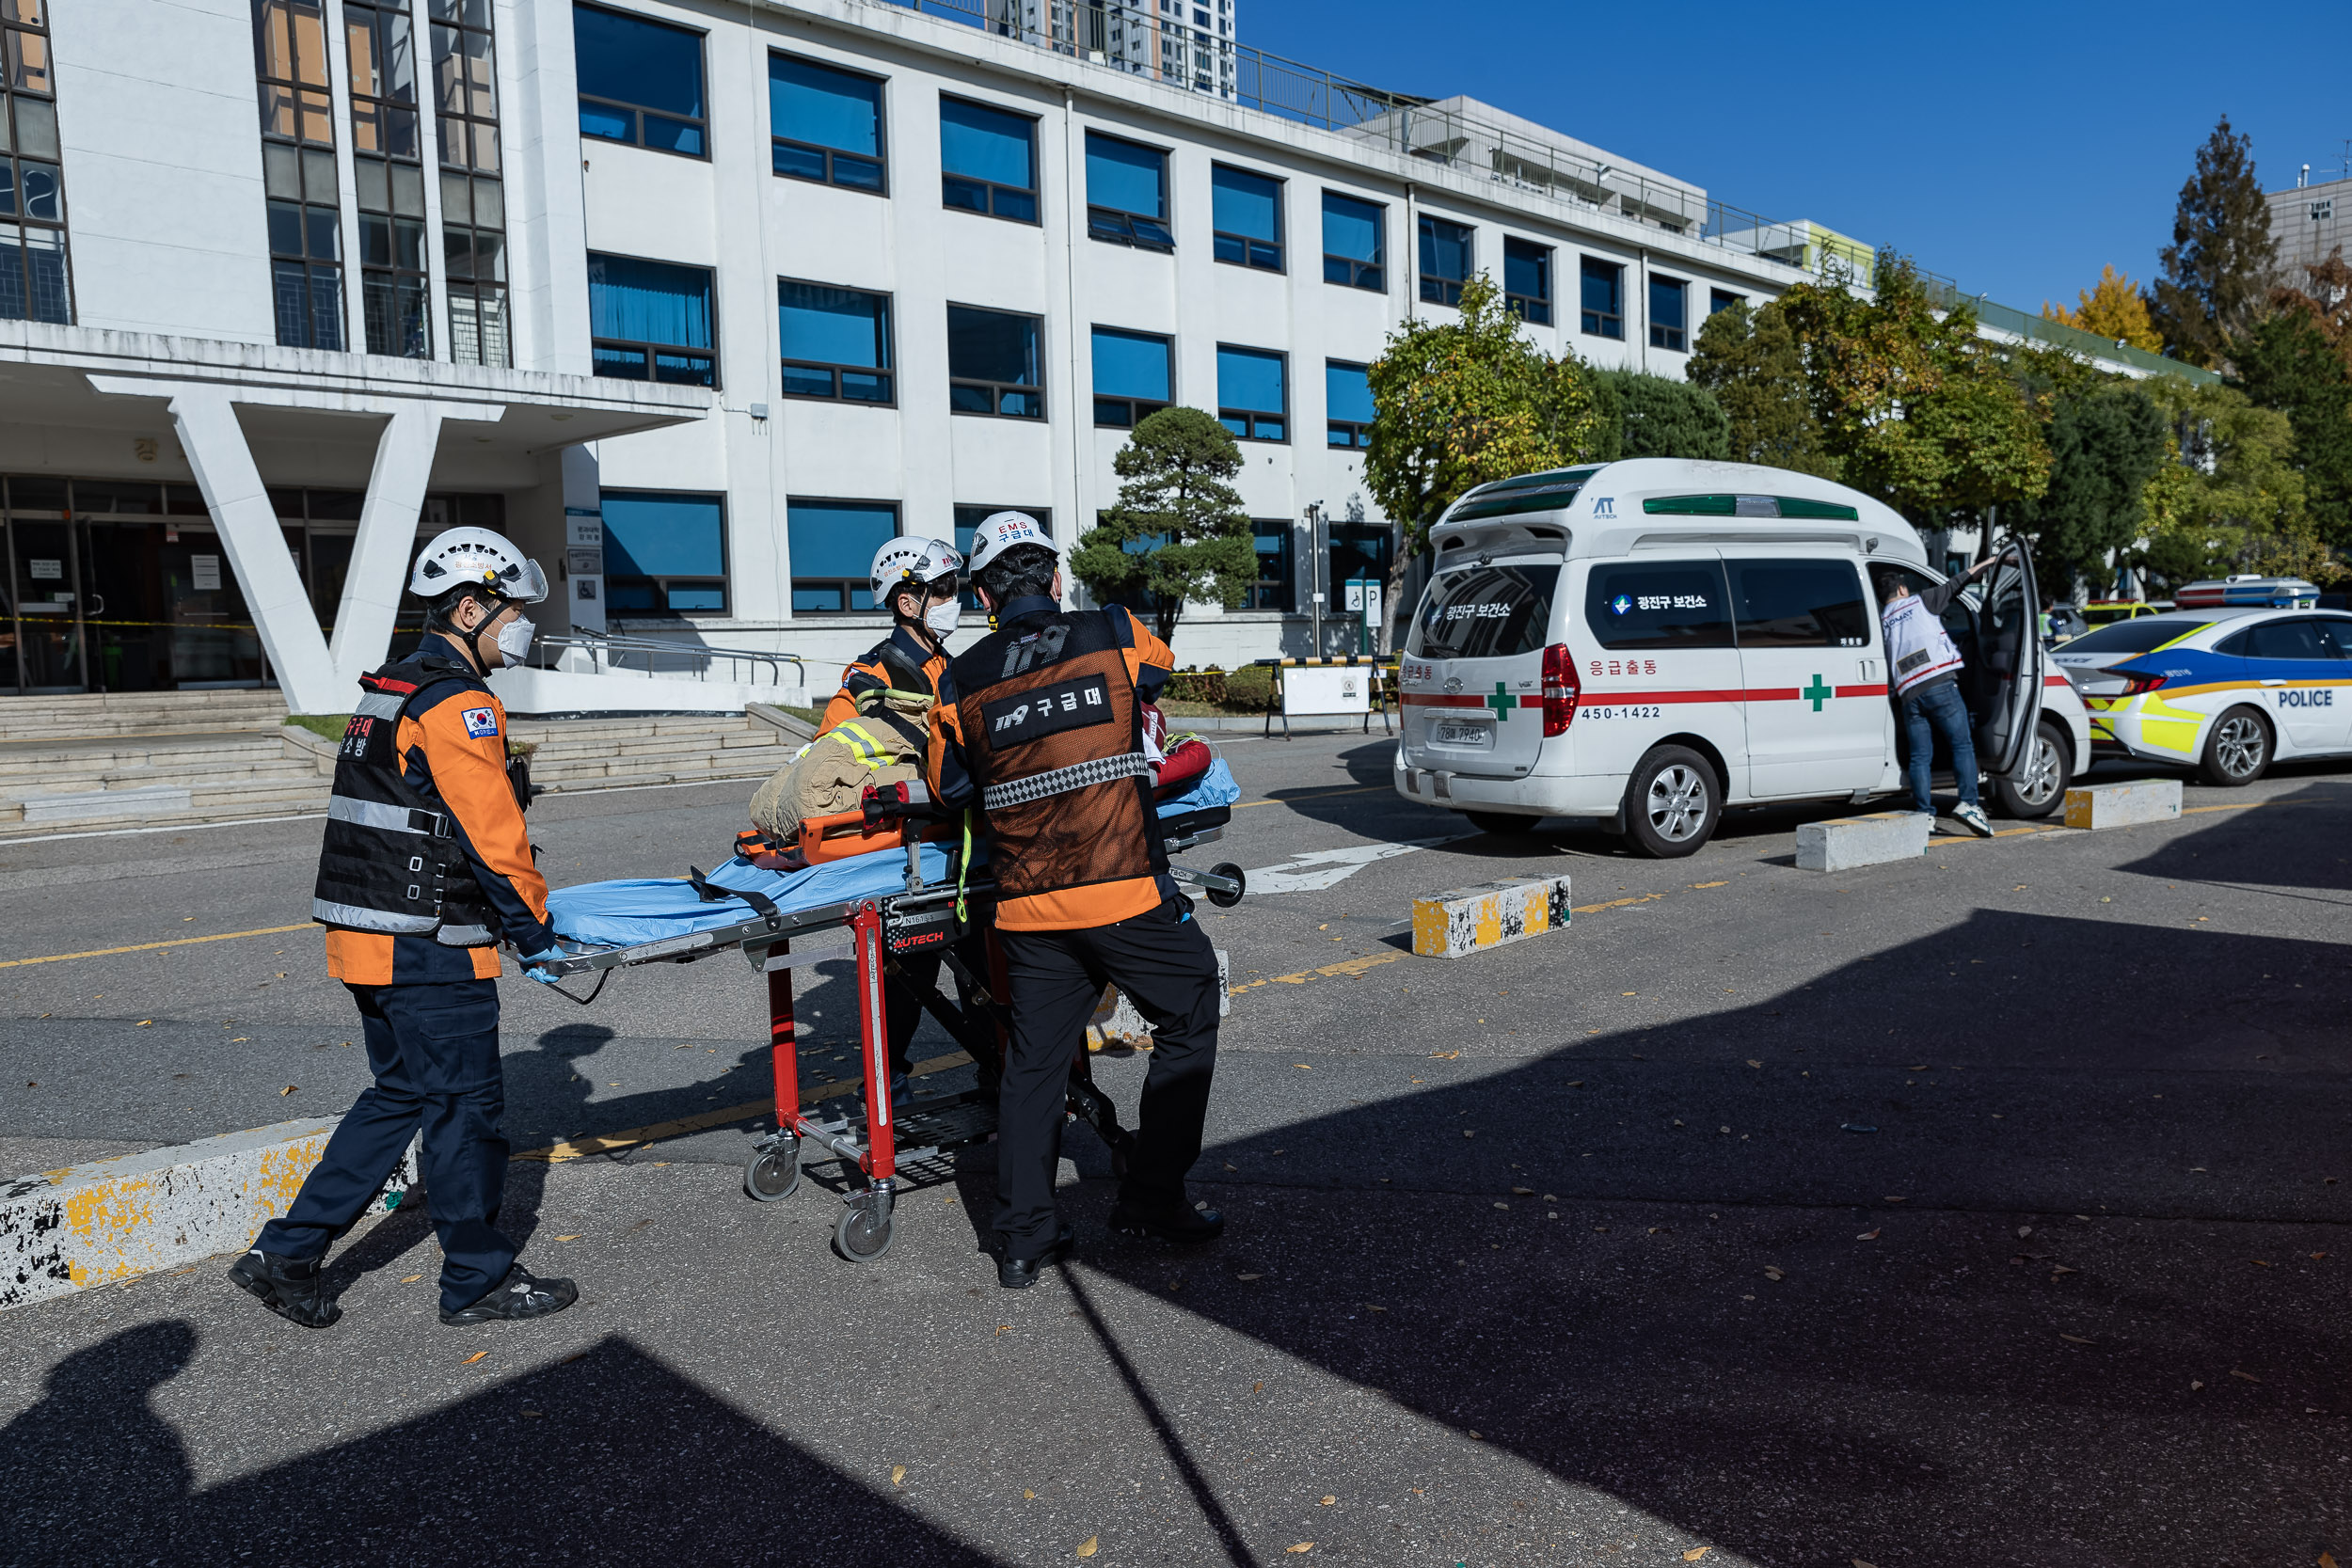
[1901,681,1979,814]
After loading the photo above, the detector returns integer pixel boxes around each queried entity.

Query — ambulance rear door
[1402,556,1561,779]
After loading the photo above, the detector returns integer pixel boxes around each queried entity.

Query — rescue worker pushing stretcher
[230,528,577,1329]
[932,513,1226,1289]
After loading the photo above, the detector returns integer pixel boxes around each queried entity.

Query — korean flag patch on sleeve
[460,705,501,739]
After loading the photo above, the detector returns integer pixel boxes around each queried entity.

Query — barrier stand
[1255,656,1396,739]
[1411,874,1573,959]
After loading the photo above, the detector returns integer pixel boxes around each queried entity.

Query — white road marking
[1244,836,1465,894]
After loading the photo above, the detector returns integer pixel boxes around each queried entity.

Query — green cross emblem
[1803,673,1833,711]
[1486,681,1515,721]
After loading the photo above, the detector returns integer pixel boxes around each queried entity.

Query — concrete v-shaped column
[330,403,445,692]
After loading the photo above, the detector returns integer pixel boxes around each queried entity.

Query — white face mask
[924,600,961,638]
[493,615,536,665]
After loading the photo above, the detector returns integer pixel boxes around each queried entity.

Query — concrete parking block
[1795,810,1931,872]
[2065,779,2183,831]
[1,1118,416,1312]
[1411,875,1572,959]
[1087,949,1230,1049]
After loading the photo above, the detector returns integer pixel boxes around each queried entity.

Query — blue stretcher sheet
[544,758,1242,950]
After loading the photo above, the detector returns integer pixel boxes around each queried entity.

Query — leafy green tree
[2148,116,2280,369]
[1686,299,1838,477]
[2007,383,2169,594]
[2132,378,2329,586]
[1776,253,2052,527]
[1593,369,1731,460]
[2232,291,2352,546]
[1071,405,1257,643]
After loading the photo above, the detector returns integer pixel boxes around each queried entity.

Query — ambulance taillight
[1542,643,1579,736]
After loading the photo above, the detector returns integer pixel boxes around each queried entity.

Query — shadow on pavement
[2119,777,2352,898]
[0,1326,1001,1566]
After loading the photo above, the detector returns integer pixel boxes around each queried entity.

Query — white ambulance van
[1391,459,2090,857]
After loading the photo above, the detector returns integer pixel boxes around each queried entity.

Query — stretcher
[537,762,1246,1262]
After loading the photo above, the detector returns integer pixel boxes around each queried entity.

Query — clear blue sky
[1242,0,2348,311]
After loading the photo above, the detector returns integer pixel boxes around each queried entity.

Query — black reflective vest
[310,654,500,946]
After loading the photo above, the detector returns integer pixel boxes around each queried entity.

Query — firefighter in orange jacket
[931,513,1221,1290]
[815,537,972,1108]
[230,528,577,1331]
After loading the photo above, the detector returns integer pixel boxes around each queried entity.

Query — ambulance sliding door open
[1972,543,2043,779]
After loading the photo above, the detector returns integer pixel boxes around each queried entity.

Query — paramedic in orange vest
[1874,556,1997,838]
[931,513,1222,1290]
[815,536,971,1108]
[230,528,576,1331]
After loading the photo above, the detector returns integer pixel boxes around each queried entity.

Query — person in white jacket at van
[1874,559,1997,837]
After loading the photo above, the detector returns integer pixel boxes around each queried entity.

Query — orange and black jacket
[818,624,970,802]
[312,637,552,986]
[930,597,1174,931]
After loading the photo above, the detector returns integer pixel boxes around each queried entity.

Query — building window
[1502,236,1551,325]
[1320,191,1383,292]
[939,96,1036,222]
[1086,132,1171,251]
[1249,519,1294,611]
[788,499,897,612]
[947,305,1042,419]
[602,490,727,614]
[575,5,707,158]
[1211,164,1281,271]
[954,504,1048,610]
[1091,325,1171,428]
[588,252,716,387]
[1216,344,1285,443]
[1709,288,1744,316]
[767,53,882,191]
[433,0,508,365]
[1580,256,1624,339]
[1,0,69,324]
[1418,215,1471,307]
[777,280,892,404]
[1325,359,1373,450]
[346,0,427,357]
[1649,274,1688,352]
[254,0,342,349]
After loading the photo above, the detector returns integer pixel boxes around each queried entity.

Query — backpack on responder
[747,685,934,847]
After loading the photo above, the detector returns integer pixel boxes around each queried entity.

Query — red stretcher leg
[854,905,897,1183]
[767,942,799,1134]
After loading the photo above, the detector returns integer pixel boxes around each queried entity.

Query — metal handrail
[537,631,806,687]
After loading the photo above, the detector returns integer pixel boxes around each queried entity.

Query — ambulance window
[1728,559,1870,648]
[1410,563,1556,659]
[1584,561,1732,650]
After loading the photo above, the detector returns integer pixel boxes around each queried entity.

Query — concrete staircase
[0,693,809,835]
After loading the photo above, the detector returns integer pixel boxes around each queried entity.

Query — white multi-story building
[3,0,1898,711]
[2268,170,2351,281]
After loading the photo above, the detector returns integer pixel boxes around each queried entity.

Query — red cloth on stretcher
[1143,703,1214,797]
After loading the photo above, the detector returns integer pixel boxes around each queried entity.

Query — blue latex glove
[519,945,565,985]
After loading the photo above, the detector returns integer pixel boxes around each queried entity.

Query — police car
[1390,459,2093,856]
[2084,607,2352,784]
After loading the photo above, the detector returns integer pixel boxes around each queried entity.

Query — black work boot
[227,1249,342,1329]
[439,1263,579,1325]
[995,1224,1075,1290]
[1107,1196,1225,1244]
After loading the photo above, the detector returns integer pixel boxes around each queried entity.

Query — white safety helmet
[868,535,963,610]
[963,511,1055,578]
[408,526,548,604]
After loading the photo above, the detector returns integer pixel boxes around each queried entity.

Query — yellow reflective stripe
[833,722,890,768]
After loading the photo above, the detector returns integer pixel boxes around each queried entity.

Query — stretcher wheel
[743,1138,801,1203]
[1205,862,1246,908]
[834,1196,896,1262]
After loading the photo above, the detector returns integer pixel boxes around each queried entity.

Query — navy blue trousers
[255,978,516,1313]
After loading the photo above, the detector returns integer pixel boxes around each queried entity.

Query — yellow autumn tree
[2042,265,2163,352]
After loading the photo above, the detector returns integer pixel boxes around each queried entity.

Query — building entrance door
[8,516,87,692]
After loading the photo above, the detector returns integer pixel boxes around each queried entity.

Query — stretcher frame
[537,806,1243,1262]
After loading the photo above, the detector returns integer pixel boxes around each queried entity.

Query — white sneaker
[1951,802,1994,837]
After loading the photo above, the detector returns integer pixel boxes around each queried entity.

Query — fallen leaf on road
[2191,1380,2204,1390]
[892,1465,906,1487]
[1286,1545,1313,1556]
[2017,1226,2033,1238]
[1566,1080,1584,1087]
[2318,1552,2337,1568]
[1492,1201,1508,1210]
[1745,1059,1761,1069]
[2232,1369,2261,1383]
[1883,1196,1906,1203]
[1543,1194,1558,1202]
[1319,1496,1336,1506]
[1252,1382,1263,1393]
[995,1324,1012,1335]
[1075,1537,1099,1559]
[1463,1130,1474,1138]
[2252,1259,2271,1267]
[1856,1229,1881,1241]
[1225,1163,1239,1171]
[520,1410,542,1418]
[1295,1063,1313,1070]
[462,1352,488,1365]
[1907,1065,1928,1072]
[135,1020,152,1027]
[399,1274,422,1284]
[1467,1431,1483,1440]
[1854,1560,1880,1568]
[279,1085,298,1096]
[1513,1186,1534,1195]
[2051,1265,2077,1277]
[554,1234,580,1242]
[1366,1304,1387,1313]
[1684,1550,1710,1562]
[1764,1267,1784,1281]
[2059,1335,2094,1345]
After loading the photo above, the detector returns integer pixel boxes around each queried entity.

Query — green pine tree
[1593,369,1731,461]
[1686,300,1839,477]
[1071,406,1258,645]
[2148,116,2280,370]
[2232,302,2352,546]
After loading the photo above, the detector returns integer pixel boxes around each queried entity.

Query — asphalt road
[3,732,2348,1567]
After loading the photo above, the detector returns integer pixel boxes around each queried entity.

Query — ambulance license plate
[1434,721,1492,748]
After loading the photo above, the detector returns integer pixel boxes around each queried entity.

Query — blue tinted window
[1087,132,1167,223]
[1212,166,1281,269]
[575,6,707,156]
[587,253,710,348]
[940,98,1032,188]
[789,499,897,611]
[1217,346,1286,441]
[1092,327,1171,400]
[770,55,882,157]
[1581,256,1625,338]
[1322,192,1384,290]
[778,283,889,369]
[1326,361,1374,423]
[1503,236,1551,324]
[1419,216,1472,306]
[602,489,728,613]
[1649,275,1688,351]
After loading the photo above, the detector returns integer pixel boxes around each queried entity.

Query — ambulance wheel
[1206,863,1247,908]
[744,1139,801,1202]
[1622,746,1720,859]
[835,1197,896,1262]
[2200,706,2271,787]
[1463,811,1535,835]
[1993,721,2071,818]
